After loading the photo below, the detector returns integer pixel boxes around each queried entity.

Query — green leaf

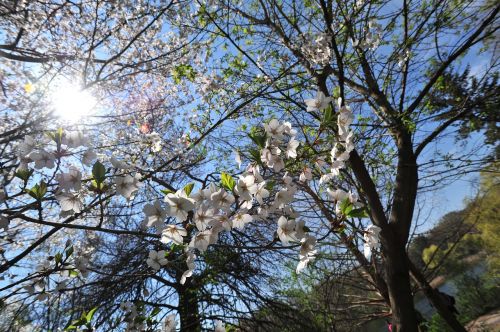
[339,198,353,216]
[347,207,370,219]
[248,148,262,163]
[220,172,236,191]
[183,183,195,196]
[92,161,106,184]
[151,307,161,317]
[85,306,98,322]
[27,181,47,200]
[322,105,334,126]
[15,169,33,182]
[55,252,63,264]
[161,188,174,195]
[248,129,267,148]
[65,246,74,258]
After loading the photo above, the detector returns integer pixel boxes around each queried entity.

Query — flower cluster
[300,33,332,66]
[320,98,356,184]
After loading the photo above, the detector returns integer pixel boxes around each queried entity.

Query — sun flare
[51,82,97,122]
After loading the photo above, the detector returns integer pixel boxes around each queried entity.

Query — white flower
[115,174,141,199]
[273,186,296,209]
[299,168,312,182]
[296,234,317,273]
[165,191,195,222]
[146,250,168,271]
[192,183,218,202]
[363,224,381,259]
[232,213,252,230]
[16,135,36,158]
[210,188,235,211]
[161,225,187,245]
[17,136,36,157]
[110,156,133,170]
[62,131,87,148]
[263,119,285,140]
[30,150,55,169]
[143,200,166,229]
[304,91,332,112]
[82,149,97,166]
[194,206,215,231]
[286,138,299,158]
[234,175,257,201]
[0,215,9,231]
[163,314,176,332]
[56,166,82,191]
[189,230,212,252]
[277,216,297,244]
[327,188,348,201]
[56,192,83,213]
[180,250,196,285]
[234,150,242,169]
[209,214,233,231]
[282,121,297,137]
[260,147,284,172]
[254,182,269,205]
[215,320,225,332]
[283,172,293,185]
[294,219,306,240]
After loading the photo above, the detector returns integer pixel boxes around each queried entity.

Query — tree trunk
[384,240,419,332]
[409,261,466,332]
[178,285,201,332]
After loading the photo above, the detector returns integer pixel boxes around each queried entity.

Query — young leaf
[92,161,106,184]
[183,183,195,196]
[220,172,236,191]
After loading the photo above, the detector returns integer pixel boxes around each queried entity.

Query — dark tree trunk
[178,285,201,332]
[383,133,420,332]
[384,240,419,332]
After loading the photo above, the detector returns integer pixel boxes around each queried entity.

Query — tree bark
[178,284,201,332]
[383,133,420,332]
[384,239,419,332]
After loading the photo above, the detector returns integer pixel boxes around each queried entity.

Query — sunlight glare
[51,82,97,122]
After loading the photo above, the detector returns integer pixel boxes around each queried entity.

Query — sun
[51,82,97,122]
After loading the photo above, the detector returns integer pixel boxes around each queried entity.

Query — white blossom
[30,150,56,169]
[304,91,332,112]
[232,213,252,230]
[115,174,141,199]
[165,191,196,222]
[56,166,82,191]
[163,314,177,332]
[254,182,269,205]
[296,234,317,273]
[62,131,87,148]
[285,138,299,158]
[143,200,167,229]
[146,250,168,271]
[210,188,234,211]
[160,225,187,245]
[215,320,225,332]
[180,250,196,285]
[299,167,313,182]
[277,216,297,244]
[188,230,212,252]
[363,224,382,260]
[56,192,83,213]
[234,175,257,201]
[82,149,97,166]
